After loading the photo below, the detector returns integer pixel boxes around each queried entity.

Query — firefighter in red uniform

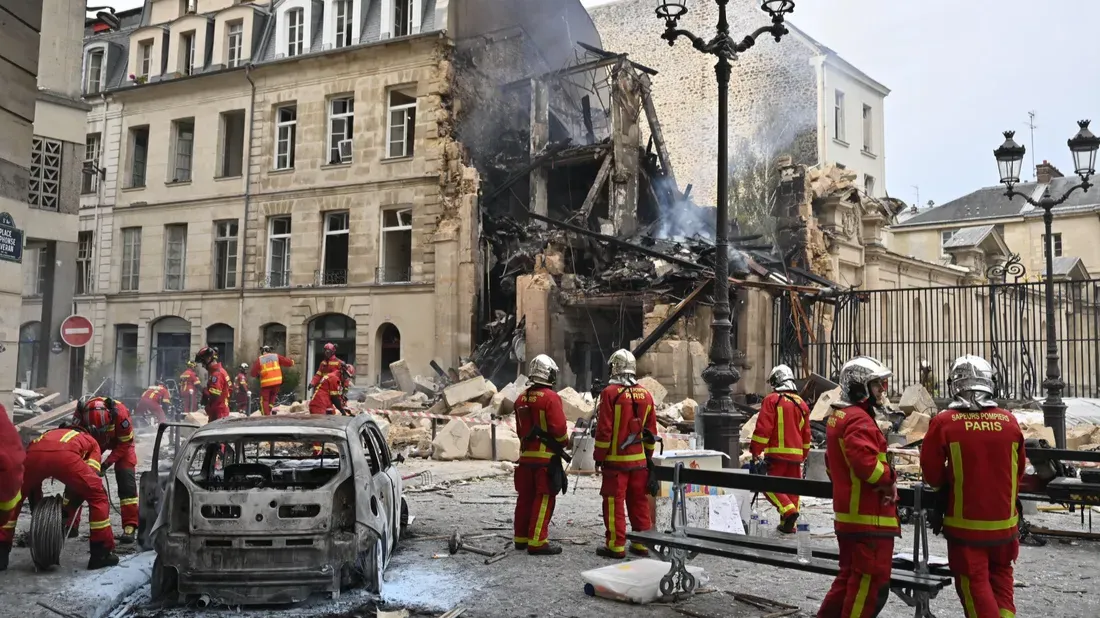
[136,380,171,424]
[196,347,231,421]
[819,356,899,618]
[233,363,252,414]
[0,409,119,570]
[309,365,353,455]
[179,361,202,413]
[513,354,570,556]
[0,403,25,524]
[309,343,345,394]
[70,396,140,544]
[251,346,294,415]
[594,349,658,559]
[921,355,1026,618]
[751,364,812,534]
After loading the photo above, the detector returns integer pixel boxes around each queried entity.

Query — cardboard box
[652,449,730,498]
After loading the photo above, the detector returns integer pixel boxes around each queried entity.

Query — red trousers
[948,541,1018,618]
[764,458,802,518]
[514,464,555,550]
[1,449,115,550]
[0,460,23,521]
[135,400,166,424]
[819,536,893,618]
[75,444,138,530]
[600,467,651,554]
[235,395,250,414]
[206,404,229,422]
[260,386,280,415]
[182,391,199,413]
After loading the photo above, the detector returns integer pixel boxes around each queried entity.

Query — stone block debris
[899,411,930,442]
[898,384,936,416]
[449,402,483,417]
[680,398,698,422]
[469,424,521,461]
[432,418,472,460]
[636,376,667,406]
[390,360,417,394]
[558,387,595,422]
[414,375,439,396]
[444,376,494,408]
[457,362,481,381]
[363,390,407,410]
[810,387,842,422]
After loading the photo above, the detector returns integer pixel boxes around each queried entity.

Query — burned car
[147,414,408,605]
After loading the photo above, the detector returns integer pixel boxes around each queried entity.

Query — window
[86,49,104,93]
[181,31,196,75]
[82,133,101,194]
[164,224,188,290]
[219,110,246,177]
[36,247,48,296]
[321,211,349,285]
[121,227,142,292]
[328,96,354,164]
[226,21,243,67]
[862,104,873,153]
[387,88,416,159]
[394,0,414,37]
[115,324,139,393]
[129,126,149,188]
[833,90,846,142]
[864,175,875,196]
[138,40,153,78]
[77,231,93,295]
[1044,233,1063,258]
[275,105,297,170]
[24,246,48,296]
[29,137,62,210]
[940,229,957,258]
[379,208,412,283]
[171,118,195,182]
[267,216,292,288]
[286,9,304,57]
[214,220,239,289]
[334,0,353,48]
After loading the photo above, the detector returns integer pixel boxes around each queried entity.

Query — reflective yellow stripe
[999,610,1015,618]
[537,409,548,457]
[611,399,622,458]
[960,575,978,618]
[777,403,786,450]
[876,452,887,462]
[0,491,20,511]
[766,492,796,515]
[520,450,554,459]
[644,443,656,451]
[209,388,222,395]
[60,430,80,443]
[630,542,648,551]
[764,446,804,456]
[594,441,610,449]
[514,536,528,543]
[87,459,101,471]
[606,497,624,553]
[834,512,899,528]
[751,435,769,444]
[119,433,133,442]
[839,439,861,518]
[89,519,111,530]
[1010,443,1019,518]
[950,442,964,521]
[2,521,15,530]
[605,452,646,463]
[867,461,885,484]
[528,495,550,547]
[944,514,1018,531]
[850,574,872,617]
[120,498,139,506]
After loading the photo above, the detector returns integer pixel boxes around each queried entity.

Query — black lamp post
[993,121,1100,448]
[655,0,795,462]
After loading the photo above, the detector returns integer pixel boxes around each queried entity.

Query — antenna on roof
[911,185,919,209]
[1025,111,1038,181]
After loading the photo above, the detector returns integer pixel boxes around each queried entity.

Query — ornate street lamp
[993,120,1100,448]
[655,0,795,462]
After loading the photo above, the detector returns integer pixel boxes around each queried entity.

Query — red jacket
[310,357,346,388]
[921,407,1026,545]
[594,383,657,470]
[140,385,171,408]
[309,372,345,415]
[83,397,136,469]
[825,404,899,536]
[31,427,102,470]
[204,363,231,420]
[514,386,569,466]
[233,372,251,399]
[0,404,25,503]
[750,391,811,462]
[251,354,294,388]
[179,368,201,394]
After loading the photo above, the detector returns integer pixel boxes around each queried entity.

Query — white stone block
[431,418,471,460]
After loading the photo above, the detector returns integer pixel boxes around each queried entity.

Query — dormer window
[227,21,243,67]
[394,0,413,37]
[334,0,353,48]
[180,31,196,75]
[287,9,304,57]
[138,40,153,78]
[85,49,104,93]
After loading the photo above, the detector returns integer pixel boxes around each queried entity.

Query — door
[369,425,401,547]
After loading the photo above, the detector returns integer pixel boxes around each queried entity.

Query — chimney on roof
[1036,160,1064,184]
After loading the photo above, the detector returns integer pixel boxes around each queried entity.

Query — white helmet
[528,354,559,386]
[608,349,637,385]
[947,355,997,410]
[768,364,796,393]
[835,356,891,407]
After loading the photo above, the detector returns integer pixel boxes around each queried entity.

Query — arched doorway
[261,322,287,355]
[308,314,355,379]
[17,321,41,388]
[376,323,401,384]
[150,317,191,383]
[207,323,235,368]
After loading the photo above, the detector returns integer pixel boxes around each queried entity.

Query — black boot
[0,543,10,571]
[118,525,136,545]
[87,543,120,570]
[778,512,799,535]
[514,542,528,551]
[527,542,562,556]
[596,546,626,559]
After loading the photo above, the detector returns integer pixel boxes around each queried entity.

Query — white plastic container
[796,522,811,563]
[580,559,709,604]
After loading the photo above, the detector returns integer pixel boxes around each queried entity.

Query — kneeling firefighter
[513,354,571,556]
[595,349,659,559]
[921,355,1025,618]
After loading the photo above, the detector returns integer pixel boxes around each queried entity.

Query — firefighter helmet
[323,343,337,358]
[948,355,997,410]
[342,363,356,380]
[528,354,559,386]
[79,398,115,440]
[240,363,250,373]
[261,345,273,354]
[186,360,196,369]
[608,349,637,383]
[768,364,797,393]
[194,346,217,367]
[836,356,891,407]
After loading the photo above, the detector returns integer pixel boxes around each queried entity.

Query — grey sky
[102,0,1100,206]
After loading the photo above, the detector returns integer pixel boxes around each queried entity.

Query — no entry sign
[60,315,93,348]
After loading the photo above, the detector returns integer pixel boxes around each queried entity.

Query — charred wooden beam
[638,73,676,188]
[577,154,613,220]
[577,42,658,76]
[632,278,711,359]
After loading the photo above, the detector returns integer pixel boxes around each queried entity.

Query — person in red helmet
[0,421,119,571]
[179,361,202,413]
[309,364,353,455]
[251,345,294,415]
[136,380,171,424]
[196,346,231,422]
[0,403,25,524]
[233,363,252,414]
[70,396,141,545]
[309,343,345,394]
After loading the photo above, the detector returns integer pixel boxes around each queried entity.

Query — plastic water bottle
[796,522,811,563]
[758,518,770,537]
[748,509,760,536]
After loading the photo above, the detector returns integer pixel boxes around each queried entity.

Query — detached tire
[151,555,179,604]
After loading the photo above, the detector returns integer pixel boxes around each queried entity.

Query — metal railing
[315,269,348,286]
[256,271,291,289]
[375,266,411,284]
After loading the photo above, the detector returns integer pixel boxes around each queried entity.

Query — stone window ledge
[381,155,414,165]
[321,162,352,170]
[861,149,877,160]
[269,167,295,175]
[121,185,146,192]
[832,137,850,149]
[165,180,192,187]
[215,175,243,182]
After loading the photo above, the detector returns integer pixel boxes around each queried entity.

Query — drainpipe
[239,65,256,353]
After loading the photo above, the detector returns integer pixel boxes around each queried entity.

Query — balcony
[315,269,348,287]
[256,271,292,289]
[375,267,411,285]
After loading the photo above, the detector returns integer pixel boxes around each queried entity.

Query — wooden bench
[631,463,953,617]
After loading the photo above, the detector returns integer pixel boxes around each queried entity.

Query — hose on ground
[28,495,65,569]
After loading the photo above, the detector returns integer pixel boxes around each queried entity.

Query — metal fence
[773,277,1100,400]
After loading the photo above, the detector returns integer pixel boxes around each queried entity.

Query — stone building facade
[589,0,889,206]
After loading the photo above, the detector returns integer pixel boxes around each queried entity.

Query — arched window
[261,322,287,356]
[207,323,235,368]
[307,314,356,378]
[376,323,401,383]
[150,316,191,383]
[17,322,41,388]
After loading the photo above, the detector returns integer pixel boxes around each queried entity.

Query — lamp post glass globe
[761,0,796,16]
[656,0,688,20]
[994,130,1026,186]
[1068,120,1100,178]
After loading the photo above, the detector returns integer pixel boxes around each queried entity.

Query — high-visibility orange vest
[258,354,283,387]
